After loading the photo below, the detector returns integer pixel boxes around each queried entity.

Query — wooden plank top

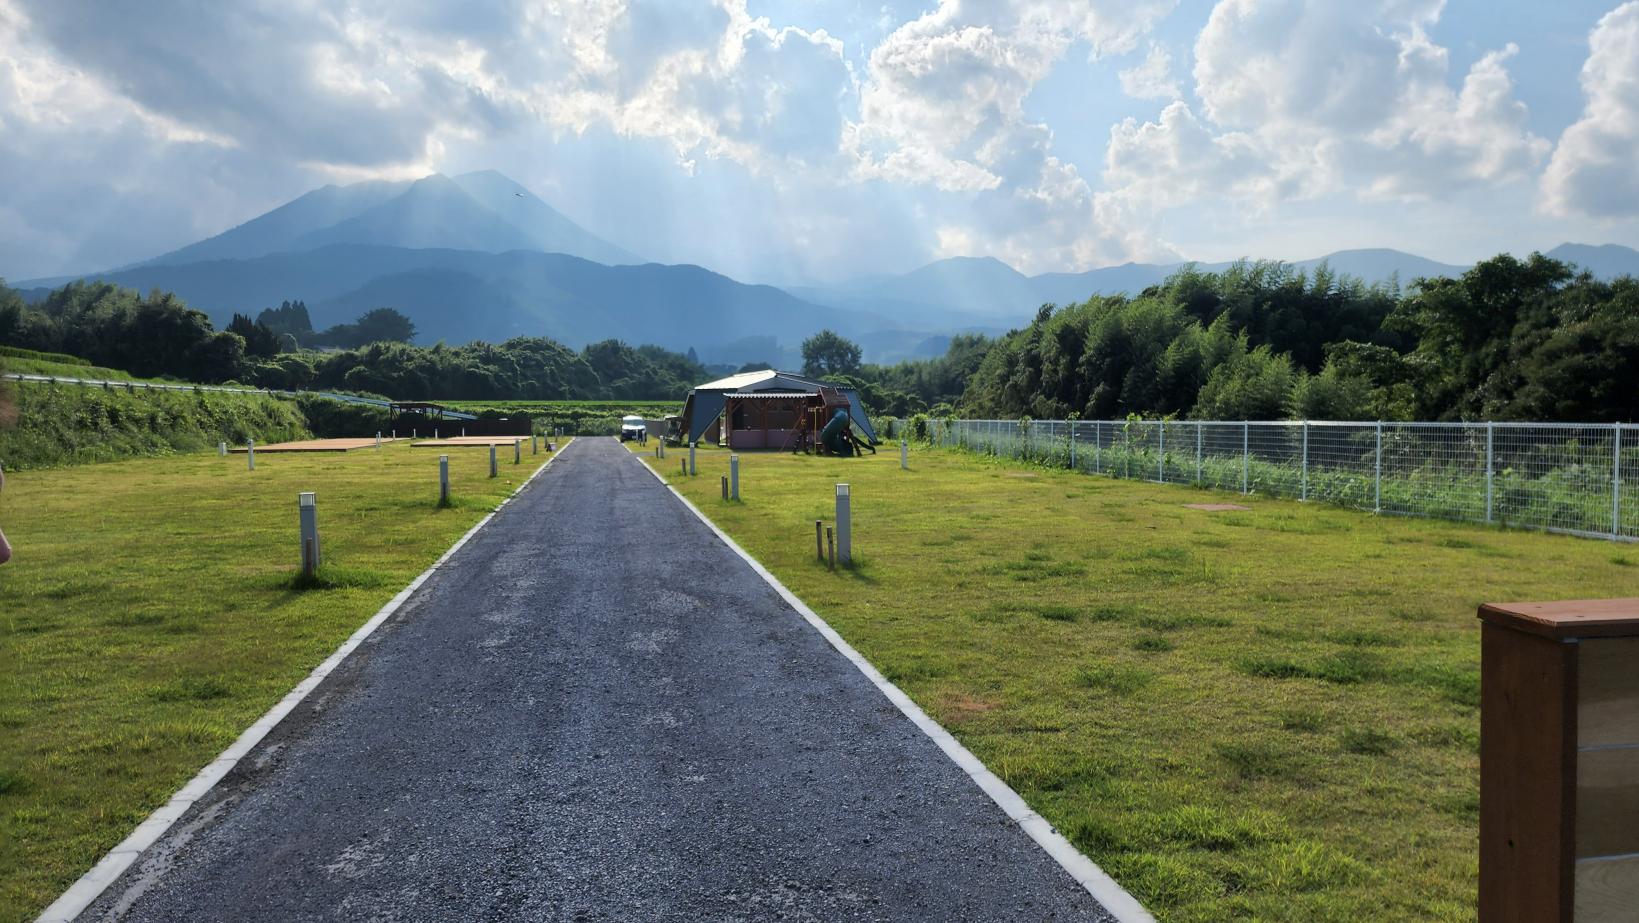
[1479,599,1639,640]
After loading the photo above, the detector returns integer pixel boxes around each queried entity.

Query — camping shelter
[679,370,877,450]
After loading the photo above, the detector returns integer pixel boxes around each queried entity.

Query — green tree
[801,329,862,378]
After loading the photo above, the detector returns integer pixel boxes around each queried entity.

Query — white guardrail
[1,372,478,421]
[891,417,1638,542]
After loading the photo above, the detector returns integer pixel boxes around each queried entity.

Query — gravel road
[84,438,1115,922]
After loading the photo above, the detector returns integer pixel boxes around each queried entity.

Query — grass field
[0,439,565,921]
[629,440,1638,922]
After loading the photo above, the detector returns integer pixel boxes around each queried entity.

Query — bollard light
[514,439,522,464]
[375,431,382,449]
[730,454,740,500]
[901,439,908,470]
[298,491,320,576]
[489,444,498,478]
[439,455,450,505]
[532,434,539,455]
[247,438,256,471]
[689,442,697,476]
[835,483,851,564]
[219,441,227,456]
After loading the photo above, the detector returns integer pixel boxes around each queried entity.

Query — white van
[619,415,647,442]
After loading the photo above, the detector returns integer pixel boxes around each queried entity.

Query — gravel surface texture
[85,438,1114,922]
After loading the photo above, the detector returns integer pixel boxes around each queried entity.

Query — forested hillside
[906,253,1638,423]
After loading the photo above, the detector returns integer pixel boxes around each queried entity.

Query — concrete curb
[629,443,1154,923]
[35,444,570,923]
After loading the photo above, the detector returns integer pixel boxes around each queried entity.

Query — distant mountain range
[15,170,1639,363]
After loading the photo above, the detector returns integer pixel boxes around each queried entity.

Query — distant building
[679,370,877,451]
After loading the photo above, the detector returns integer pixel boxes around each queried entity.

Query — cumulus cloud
[1104,0,1548,214]
[1118,44,1179,100]
[846,0,1178,270]
[1542,1,1639,218]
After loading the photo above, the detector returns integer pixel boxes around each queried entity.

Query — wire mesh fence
[894,418,1637,542]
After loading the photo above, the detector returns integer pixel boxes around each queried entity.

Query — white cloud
[1118,44,1179,100]
[845,0,1178,270]
[1103,0,1547,216]
[1541,1,1639,218]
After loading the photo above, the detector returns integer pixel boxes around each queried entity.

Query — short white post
[439,455,450,504]
[375,431,382,449]
[901,439,909,470]
[689,442,697,476]
[298,491,320,576]
[219,441,227,457]
[532,434,539,455]
[730,454,740,500]
[247,438,256,471]
[392,429,397,439]
[413,428,418,439]
[835,483,851,565]
[1070,426,1077,470]
[514,439,521,465]
[434,428,439,440]
[489,444,498,478]
[461,427,466,438]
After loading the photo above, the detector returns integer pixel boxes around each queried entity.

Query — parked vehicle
[620,415,647,442]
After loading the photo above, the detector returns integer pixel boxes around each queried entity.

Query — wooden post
[815,520,824,561]
[1478,598,1639,922]
[721,476,728,500]
[826,527,835,570]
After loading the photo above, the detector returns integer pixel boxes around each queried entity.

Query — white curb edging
[35,445,569,923]
[631,446,1154,923]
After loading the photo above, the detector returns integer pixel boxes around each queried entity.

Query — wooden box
[1479,599,1639,922]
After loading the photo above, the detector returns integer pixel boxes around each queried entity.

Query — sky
[2,0,1638,284]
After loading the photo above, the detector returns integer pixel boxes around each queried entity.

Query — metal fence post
[1486,422,1495,523]
[1070,424,1077,470]
[1241,423,1249,494]
[1301,422,1309,501]
[1094,423,1102,473]
[1614,422,1623,538]
[1375,422,1383,514]
[1195,422,1203,484]
[1157,421,1165,483]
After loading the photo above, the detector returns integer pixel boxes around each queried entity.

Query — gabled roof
[691,370,838,394]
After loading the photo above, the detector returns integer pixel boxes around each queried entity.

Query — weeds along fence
[909,418,1638,542]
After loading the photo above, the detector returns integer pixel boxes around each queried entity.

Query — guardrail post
[1301,422,1309,501]
[1241,423,1249,494]
[298,492,320,576]
[1486,422,1495,523]
[1374,422,1383,514]
[835,483,851,565]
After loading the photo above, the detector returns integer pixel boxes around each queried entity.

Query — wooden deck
[411,436,538,448]
[229,438,395,453]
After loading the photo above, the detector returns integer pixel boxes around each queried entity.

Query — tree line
[0,280,714,401]
[828,252,1637,424]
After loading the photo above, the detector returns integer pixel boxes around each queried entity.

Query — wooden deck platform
[229,438,395,453]
[411,436,538,448]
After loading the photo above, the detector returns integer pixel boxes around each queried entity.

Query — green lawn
[629,440,1638,922]
[0,439,565,921]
